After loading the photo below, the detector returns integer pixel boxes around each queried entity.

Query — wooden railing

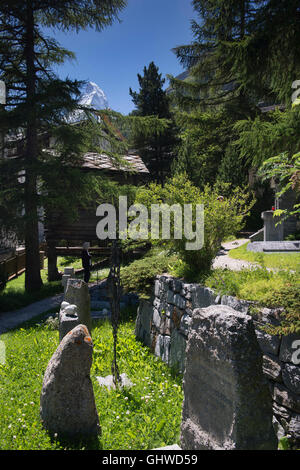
[0,249,45,283]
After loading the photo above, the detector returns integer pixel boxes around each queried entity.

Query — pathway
[212,238,258,271]
[0,292,64,334]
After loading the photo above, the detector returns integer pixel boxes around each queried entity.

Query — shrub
[120,249,177,297]
[135,174,254,273]
[261,282,300,335]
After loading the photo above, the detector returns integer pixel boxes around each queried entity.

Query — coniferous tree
[0,0,126,292]
[129,62,178,184]
[170,0,300,108]
[170,0,300,226]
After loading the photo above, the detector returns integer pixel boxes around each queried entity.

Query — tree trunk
[47,241,60,281]
[24,0,43,292]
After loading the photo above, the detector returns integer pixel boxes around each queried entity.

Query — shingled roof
[81,151,149,174]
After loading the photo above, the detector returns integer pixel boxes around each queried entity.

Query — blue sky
[46,0,197,115]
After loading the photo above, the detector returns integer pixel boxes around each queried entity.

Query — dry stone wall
[135,274,300,447]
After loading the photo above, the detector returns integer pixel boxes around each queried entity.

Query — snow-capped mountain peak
[66,81,108,123]
[78,81,108,110]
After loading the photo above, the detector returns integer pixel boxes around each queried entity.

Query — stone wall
[135,274,300,447]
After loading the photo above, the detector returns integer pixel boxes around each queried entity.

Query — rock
[171,279,183,293]
[135,300,153,348]
[169,329,186,373]
[271,383,300,413]
[61,274,71,291]
[64,279,91,333]
[282,363,300,395]
[220,295,250,314]
[166,289,175,305]
[154,279,161,297]
[262,353,282,382]
[254,323,281,356]
[279,333,300,363]
[288,413,300,441]
[191,286,216,308]
[154,334,170,364]
[40,324,100,439]
[174,294,186,310]
[179,313,192,337]
[272,415,286,441]
[273,402,292,422]
[180,305,277,450]
[58,302,79,342]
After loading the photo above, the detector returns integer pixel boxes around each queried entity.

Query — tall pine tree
[129,62,178,184]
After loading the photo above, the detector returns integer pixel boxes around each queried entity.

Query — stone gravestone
[64,279,91,333]
[40,324,100,439]
[61,267,75,294]
[262,210,284,242]
[181,305,277,450]
[58,301,79,342]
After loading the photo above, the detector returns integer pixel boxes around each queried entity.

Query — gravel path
[212,239,258,271]
[0,292,64,334]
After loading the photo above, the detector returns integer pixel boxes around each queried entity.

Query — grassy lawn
[228,241,300,271]
[0,315,183,450]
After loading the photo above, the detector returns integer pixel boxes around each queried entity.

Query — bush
[120,249,178,297]
[135,174,254,273]
[261,282,300,335]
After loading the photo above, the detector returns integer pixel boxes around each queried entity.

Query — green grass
[205,266,298,303]
[0,315,183,450]
[228,241,300,271]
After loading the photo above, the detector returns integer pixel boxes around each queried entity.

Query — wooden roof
[81,152,149,174]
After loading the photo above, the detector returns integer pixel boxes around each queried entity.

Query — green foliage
[135,174,255,273]
[129,62,178,184]
[120,248,178,297]
[205,263,300,335]
[205,265,298,303]
[170,1,300,108]
[235,107,300,167]
[172,109,241,188]
[258,151,300,218]
[260,282,300,336]
[278,436,291,451]
[129,62,170,118]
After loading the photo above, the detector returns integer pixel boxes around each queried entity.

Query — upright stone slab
[262,210,284,241]
[181,305,277,450]
[65,279,91,333]
[40,324,100,439]
[58,302,79,342]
